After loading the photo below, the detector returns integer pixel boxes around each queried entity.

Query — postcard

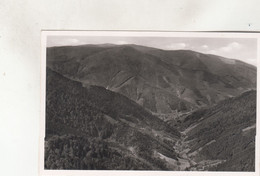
[40,31,259,176]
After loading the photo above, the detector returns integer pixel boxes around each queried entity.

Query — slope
[45,67,181,170]
[47,44,256,114]
[179,90,256,171]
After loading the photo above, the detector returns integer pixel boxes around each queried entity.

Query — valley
[45,43,256,171]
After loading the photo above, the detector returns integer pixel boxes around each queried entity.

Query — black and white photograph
[2,1,260,176]
[41,31,258,173]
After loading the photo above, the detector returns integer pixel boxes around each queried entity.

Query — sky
[47,36,257,66]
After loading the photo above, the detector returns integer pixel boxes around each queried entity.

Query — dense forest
[45,68,180,170]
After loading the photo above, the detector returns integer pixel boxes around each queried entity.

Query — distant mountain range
[47,44,256,113]
[45,44,256,171]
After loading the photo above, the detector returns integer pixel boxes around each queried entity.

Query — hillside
[178,90,256,171]
[45,68,182,170]
[47,44,256,113]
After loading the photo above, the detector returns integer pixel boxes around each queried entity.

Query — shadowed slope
[45,67,181,170]
[180,90,256,171]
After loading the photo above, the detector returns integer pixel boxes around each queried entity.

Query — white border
[40,31,260,176]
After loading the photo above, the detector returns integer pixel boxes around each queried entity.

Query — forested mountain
[47,44,256,113]
[45,68,181,170]
[45,44,256,171]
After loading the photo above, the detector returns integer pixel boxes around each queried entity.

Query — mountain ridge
[47,44,256,113]
[48,43,256,67]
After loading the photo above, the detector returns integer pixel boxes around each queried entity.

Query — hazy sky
[47,36,257,65]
